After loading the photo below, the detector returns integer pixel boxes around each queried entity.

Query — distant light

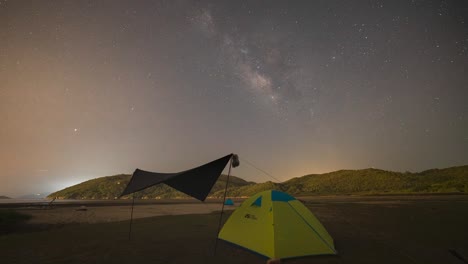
[74,128,78,132]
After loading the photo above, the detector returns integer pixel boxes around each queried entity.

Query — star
[2,0,467,197]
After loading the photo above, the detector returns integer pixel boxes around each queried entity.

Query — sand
[15,203,237,224]
[2,195,468,264]
[8,194,466,225]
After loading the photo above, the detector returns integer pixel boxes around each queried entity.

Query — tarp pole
[128,194,135,240]
[214,157,233,255]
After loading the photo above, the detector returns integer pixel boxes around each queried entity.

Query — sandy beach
[2,195,468,264]
[3,194,466,225]
[15,203,237,224]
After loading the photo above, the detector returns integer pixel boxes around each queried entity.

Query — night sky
[1,0,467,197]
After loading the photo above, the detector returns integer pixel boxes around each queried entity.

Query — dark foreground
[1,196,468,264]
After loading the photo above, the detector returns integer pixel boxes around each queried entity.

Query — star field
[1,0,467,196]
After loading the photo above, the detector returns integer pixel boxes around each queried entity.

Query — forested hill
[48,165,468,199]
[214,165,468,197]
[47,174,255,199]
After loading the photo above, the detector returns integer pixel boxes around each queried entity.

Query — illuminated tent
[218,190,336,259]
[120,154,234,201]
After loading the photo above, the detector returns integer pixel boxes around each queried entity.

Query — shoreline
[8,203,237,225]
[2,195,468,225]
[1,193,467,208]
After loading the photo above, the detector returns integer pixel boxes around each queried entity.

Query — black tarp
[120,154,233,201]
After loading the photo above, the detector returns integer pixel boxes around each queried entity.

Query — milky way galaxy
[1,0,467,196]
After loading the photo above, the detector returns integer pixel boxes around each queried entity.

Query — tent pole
[214,158,233,255]
[128,194,135,241]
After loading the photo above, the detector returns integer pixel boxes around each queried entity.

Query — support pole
[214,158,233,255]
[128,194,135,241]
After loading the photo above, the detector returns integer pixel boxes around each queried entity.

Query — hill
[278,165,468,195]
[0,196,11,199]
[48,165,468,199]
[217,166,467,196]
[47,174,255,199]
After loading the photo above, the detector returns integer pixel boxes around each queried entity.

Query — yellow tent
[218,190,336,259]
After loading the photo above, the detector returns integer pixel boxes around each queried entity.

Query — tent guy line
[240,157,282,183]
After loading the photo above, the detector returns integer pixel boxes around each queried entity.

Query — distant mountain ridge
[48,174,255,199]
[48,165,468,199]
[0,196,11,199]
[16,193,50,199]
[215,165,468,197]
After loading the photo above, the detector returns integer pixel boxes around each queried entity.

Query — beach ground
[1,195,468,264]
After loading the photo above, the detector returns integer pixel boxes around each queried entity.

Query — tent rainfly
[218,190,337,259]
[120,154,234,201]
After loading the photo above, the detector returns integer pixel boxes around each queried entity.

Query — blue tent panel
[251,196,262,207]
[271,190,295,202]
[225,198,234,206]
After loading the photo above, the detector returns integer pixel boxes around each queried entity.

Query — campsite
[3,158,467,263]
[2,1,468,263]
[2,155,468,264]
[2,195,468,264]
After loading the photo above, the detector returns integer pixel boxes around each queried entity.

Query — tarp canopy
[120,154,233,201]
